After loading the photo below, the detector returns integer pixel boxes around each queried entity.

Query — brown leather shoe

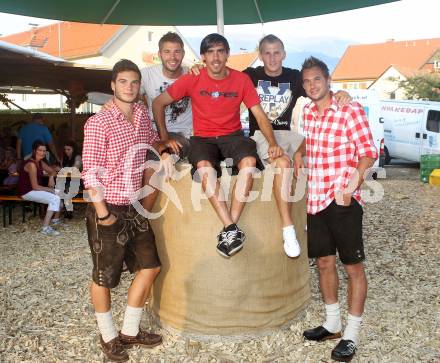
[119,329,162,348]
[100,336,129,362]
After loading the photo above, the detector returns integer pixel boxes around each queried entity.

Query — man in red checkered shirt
[294,57,377,362]
[82,59,173,362]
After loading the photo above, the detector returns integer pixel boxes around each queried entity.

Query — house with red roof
[226,51,260,71]
[332,38,440,99]
[0,22,199,111]
[1,22,199,68]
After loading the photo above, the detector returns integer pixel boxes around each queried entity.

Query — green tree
[398,73,440,101]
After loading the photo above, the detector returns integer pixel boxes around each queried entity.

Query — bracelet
[97,211,112,221]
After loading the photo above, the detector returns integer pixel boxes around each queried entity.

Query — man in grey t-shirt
[141,32,192,158]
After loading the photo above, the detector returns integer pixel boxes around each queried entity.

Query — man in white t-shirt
[141,32,192,158]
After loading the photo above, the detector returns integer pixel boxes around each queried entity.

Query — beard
[162,61,182,74]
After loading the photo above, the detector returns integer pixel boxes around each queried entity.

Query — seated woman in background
[1,147,19,186]
[18,140,64,236]
[62,141,82,171]
[61,141,82,219]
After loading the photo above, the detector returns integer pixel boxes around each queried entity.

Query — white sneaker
[283,226,301,258]
[41,226,60,236]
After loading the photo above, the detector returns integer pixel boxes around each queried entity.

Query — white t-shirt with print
[140,65,193,138]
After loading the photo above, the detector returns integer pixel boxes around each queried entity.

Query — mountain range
[184,36,355,74]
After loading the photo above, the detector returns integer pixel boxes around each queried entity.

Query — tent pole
[216,0,224,35]
[2,99,30,113]
[58,21,63,113]
[101,0,121,24]
[70,100,76,140]
[253,0,264,28]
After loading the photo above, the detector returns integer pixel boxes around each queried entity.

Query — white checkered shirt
[303,97,378,214]
[82,101,159,205]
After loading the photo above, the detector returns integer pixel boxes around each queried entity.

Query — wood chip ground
[1,165,439,362]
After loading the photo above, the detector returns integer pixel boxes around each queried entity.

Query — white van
[381,100,440,163]
[347,90,385,167]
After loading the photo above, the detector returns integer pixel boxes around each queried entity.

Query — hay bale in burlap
[150,164,310,335]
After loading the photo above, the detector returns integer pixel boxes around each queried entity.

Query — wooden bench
[0,195,86,227]
[0,195,38,227]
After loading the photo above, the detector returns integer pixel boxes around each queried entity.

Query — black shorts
[85,204,161,288]
[307,199,365,265]
[146,132,190,161]
[188,130,264,180]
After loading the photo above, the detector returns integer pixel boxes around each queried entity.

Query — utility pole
[58,21,63,113]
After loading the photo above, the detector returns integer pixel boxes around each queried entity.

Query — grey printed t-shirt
[140,65,193,138]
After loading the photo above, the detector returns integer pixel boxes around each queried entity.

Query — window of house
[426,110,440,133]
[147,31,153,42]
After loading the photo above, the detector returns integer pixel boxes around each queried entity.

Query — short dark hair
[301,56,330,79]
[112,59,141,82]
[158,32,184,50]
[200,33,230,55]
[32,113,43,122]
[258,34,285,53]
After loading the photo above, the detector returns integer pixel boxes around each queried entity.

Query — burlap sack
[150,164,310,335]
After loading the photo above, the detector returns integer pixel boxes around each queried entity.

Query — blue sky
[178,0,440,56]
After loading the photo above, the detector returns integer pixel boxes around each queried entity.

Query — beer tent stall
[0,40,111,137]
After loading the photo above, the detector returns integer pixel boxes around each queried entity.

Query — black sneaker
[216,229,230,258]
[331,339,356,362]
[224,224,245,256]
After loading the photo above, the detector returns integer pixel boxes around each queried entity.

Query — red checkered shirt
[303,97,378,214]
[82,101,159,205]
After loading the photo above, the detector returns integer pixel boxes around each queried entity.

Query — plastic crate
[429,169,440,186]
[420,154,440,183]
[421,154,440,163]
[421,167,434,183]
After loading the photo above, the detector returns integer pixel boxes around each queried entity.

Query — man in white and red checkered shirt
[82,95,159,205]
[302,94,378,215]
[82,59,172,361]
[294,57,377,363]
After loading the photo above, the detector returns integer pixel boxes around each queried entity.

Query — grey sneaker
[41,226,60,236]
[51,218,64,227]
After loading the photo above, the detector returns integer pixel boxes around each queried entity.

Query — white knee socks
[322,302,342,333]
[95,310,118,343]
[342,313,363,345]
[121,305,143,337]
